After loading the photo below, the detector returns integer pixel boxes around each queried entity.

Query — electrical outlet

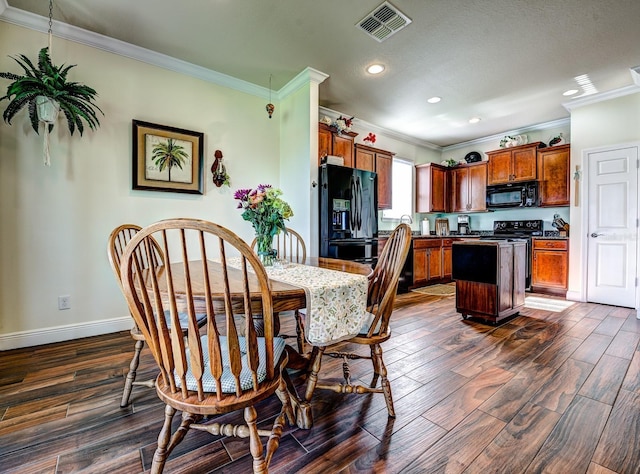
[58,295,71,310]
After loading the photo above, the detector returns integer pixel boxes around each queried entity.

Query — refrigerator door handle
[349,176,357,231]
[356,177,363,230]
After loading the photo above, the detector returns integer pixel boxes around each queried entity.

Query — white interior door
[586,145,638,307]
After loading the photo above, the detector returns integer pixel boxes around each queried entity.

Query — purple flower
[233,188,251,201]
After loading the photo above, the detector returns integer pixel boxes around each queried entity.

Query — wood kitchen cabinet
[318,122,357,167]
[532,238,569,295]
[537,144,570,206]
[450,162,488,212]
[415,163,448,213]
[412,238,444,287]
[355,144,394,209]
[486,142,543,185]
[442,238,455,280]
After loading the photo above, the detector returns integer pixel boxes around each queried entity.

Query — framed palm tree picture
[132,120,204,194]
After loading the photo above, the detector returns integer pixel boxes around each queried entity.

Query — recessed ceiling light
[427,96,441,104]
[367,64,385,74]
[563,89,579,96]
[469,117,481,124]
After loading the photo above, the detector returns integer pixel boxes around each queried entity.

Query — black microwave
[486,181,538,209]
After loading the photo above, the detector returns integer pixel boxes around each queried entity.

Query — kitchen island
[452,239,526,324]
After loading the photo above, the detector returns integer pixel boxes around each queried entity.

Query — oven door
[486,185,525,208]
[326,238,378,266]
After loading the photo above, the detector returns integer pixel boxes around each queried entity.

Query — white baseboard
[0,316,132,351]
[565,290,583,302]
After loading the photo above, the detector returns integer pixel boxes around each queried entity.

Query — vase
[35,96,60,123]
[255,233,276,266]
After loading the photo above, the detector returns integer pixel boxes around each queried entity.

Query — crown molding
[562,84,640,112]
[318,106,442,151]
[0,5,281,100]
[279,67,329,99]
[442,118,571,152]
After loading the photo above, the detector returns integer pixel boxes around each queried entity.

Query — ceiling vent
[356,1,412,42]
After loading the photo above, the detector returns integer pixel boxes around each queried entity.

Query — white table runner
[227,258,368,346]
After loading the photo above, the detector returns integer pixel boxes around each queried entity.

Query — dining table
[147,256,373,428]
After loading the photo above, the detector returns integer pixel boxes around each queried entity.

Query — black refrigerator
[319,164,378,266]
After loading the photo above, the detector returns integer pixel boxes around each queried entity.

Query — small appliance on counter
[457,215,470,235]
[435,218,449,236]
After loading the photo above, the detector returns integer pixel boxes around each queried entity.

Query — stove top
[491,219,543,236]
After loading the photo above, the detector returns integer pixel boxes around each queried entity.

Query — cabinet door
[413,248,427,286]
[355,148,375,172]
[450,167,469,212]
[442,245,452,279]
[376,152,393,210]
[532,249,568,289]
[487,150,512,184]
[416,164,447,213]
[427,247,443,282]
[512,147,537,182]
[333,135,354,168]
[538,145,570,206]
[468,162,487,211]
[318,126,332,165]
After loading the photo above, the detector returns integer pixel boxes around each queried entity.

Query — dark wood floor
[1,292,640,473]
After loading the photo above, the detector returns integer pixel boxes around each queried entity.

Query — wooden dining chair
[251,227,307,352]
[303,223,412,418]
[119,218,293,473]
[107,224,207,407]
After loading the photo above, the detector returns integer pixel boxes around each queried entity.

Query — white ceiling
[3,0,640,148]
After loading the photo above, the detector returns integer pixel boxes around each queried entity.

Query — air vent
[356,2,412,42]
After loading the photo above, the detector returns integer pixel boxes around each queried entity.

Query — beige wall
[0,23,285,345]
[567,91,640,300]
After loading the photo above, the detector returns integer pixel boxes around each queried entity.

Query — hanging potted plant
[0,47,103,136]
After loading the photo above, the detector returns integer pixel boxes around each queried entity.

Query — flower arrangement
[234,184,293,264]
[363,132,376,144]
[332,115,354,134]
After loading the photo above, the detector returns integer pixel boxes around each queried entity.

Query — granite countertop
[378,230,482,238]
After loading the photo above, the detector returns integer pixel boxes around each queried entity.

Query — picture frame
[132,120,204,194]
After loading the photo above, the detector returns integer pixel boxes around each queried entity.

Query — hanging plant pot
[35,96,60,124]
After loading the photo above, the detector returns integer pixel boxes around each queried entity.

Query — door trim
[580,141,640,313]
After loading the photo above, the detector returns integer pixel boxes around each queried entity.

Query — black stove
[480,219,543,290]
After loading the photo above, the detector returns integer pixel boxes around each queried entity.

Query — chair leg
[151,407,198,474]
[372,343,395,418]
[244,406,267,474]
[294,310,306,353]
[121,338,144,407]
[151,405,177,474]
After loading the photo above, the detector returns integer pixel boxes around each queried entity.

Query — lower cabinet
[532,238,569,295]
[413,238,444,286]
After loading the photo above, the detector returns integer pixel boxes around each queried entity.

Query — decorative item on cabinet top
[464,151,482,163]
[499,134,528,148]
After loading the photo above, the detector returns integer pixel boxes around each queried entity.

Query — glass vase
[255,233,276,266]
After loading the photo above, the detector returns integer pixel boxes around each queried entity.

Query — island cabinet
[449,162,488,212]
[452,240,526,324]
[532,238,569,295]
[355,144,394,209]
[318,122,357,167]
[537,144,570,206]
[415,163,448,213]
[486,142,543,185]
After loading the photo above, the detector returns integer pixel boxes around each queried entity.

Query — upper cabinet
[318,123,357,167]
[486,142,543,185]
[538,144,570,206]
[450,162,488,212]
[415,163,448,213]
[355,144,394,209]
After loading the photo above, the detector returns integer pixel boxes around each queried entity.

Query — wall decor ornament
[132,120,204,194]
[266,74,275,119]
[211,149,230,187]
[0,0,103,165]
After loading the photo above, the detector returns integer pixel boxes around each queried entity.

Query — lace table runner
[227,258,368,346]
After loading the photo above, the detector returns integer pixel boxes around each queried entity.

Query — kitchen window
[382,157,414,220]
